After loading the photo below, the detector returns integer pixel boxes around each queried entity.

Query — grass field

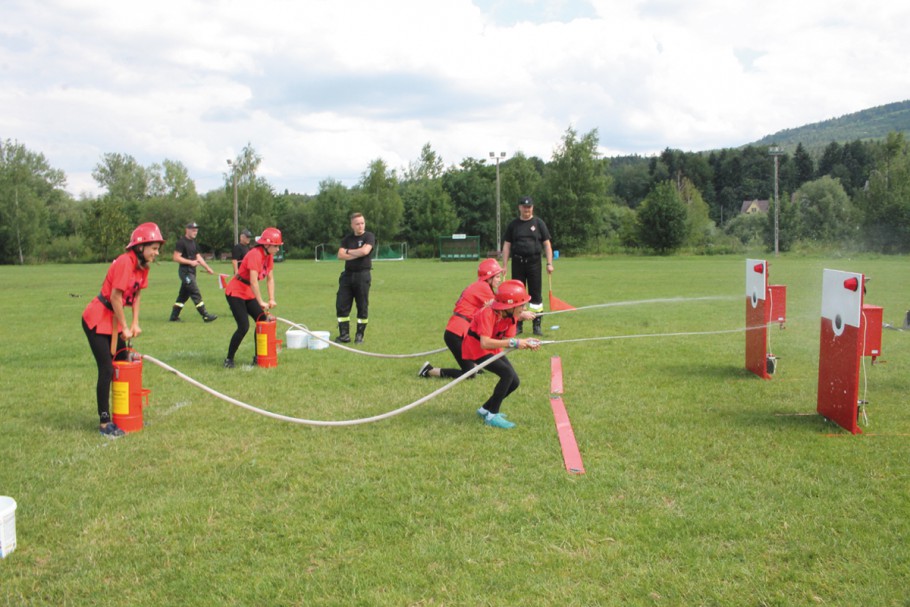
[1,254,909,606]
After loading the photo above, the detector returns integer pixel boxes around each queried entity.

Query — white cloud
[1,0,908,197]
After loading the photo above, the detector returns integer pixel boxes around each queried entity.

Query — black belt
[237,277,250,285]
[467,329,482,341]
[512,254,539,263]
[454,312,472,322]
[96,292,113,311]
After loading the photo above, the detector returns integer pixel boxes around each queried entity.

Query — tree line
[2,128,909,264]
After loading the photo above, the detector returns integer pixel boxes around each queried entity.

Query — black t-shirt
[232,243,250,266]
[341,231,376,272]
[504,217,551,257]
[176,236,200,275]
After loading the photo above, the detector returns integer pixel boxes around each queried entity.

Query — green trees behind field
[3,130,910,264]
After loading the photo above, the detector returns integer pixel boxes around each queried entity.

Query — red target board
[861,304,883,362]
[745,259,771,379]
[817,269,865,434]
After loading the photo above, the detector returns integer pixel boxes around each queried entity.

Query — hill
[750,99,910,153]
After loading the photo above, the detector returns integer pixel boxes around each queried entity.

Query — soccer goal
[439,234,479,261]
[315,242,407,262]
[374,242,407,261]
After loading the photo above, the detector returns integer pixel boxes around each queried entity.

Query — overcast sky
[2,0,908,198]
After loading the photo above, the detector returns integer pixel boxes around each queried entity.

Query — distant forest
[751,100,910,153]
[3,100,910,264]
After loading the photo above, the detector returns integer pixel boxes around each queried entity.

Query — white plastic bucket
[308,331,331,350]
[285,329,308,349]
[0,496,16,558]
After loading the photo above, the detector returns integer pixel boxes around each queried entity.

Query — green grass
[1,255,909,606]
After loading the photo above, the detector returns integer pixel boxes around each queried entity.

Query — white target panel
[745,259,767,309]
[820,269,863,336]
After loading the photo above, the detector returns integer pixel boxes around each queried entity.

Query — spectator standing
[231,228,253,274]
[501,197,554,335]
[335,213,375,344]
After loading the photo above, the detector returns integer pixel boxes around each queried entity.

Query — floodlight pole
[769,146,783,256]
[226,159,239,245]
[490,151,506,256]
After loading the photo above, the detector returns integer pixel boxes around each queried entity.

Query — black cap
[518,197,534,206]
[240,229,253,238]
[186,222,200,229]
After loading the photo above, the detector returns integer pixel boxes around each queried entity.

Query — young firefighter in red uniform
[462,280,541,429]
[419,258,534,379]
[223,227,283,368]
[82,222,165,438]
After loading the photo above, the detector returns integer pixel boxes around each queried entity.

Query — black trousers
[82,318,128,424]
[437,330,475,379]
[474,354,520,414]
[336,270,371,320]
[510,256,543,306]
[175,269,203,307]
[226,295,265,360]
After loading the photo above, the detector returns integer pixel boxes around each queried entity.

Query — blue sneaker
[477,407,508,420]
[484,413,515,429]
[99,422,125,438]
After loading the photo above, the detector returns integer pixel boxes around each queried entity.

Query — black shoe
[223,358,235,369]
[335,335,351,344]
[99,422,125,438]
[418,362,433,377]
[203,313,218,322]
[355,334,364,344]
[533,325,544,336]
[169,316,181,322]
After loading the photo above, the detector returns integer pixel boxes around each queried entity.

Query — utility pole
[769,146,784,256]
[226,159,239,245]
[489,151,506,255]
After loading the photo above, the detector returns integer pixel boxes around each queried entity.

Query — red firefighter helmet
[256,227,283,246]
[492,279,531,310]
[126,222,165,249]
[477,258,504,280]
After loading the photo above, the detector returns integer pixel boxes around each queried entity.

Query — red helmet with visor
[477,258,504,280]
[257,227,283,246]
[126,222,165,249]
[491,280,531,310]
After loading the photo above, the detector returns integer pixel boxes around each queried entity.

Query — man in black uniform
[231,228,253,275]
[501,197,554,335]
[169,222,218,322]
[335,212,375,344]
